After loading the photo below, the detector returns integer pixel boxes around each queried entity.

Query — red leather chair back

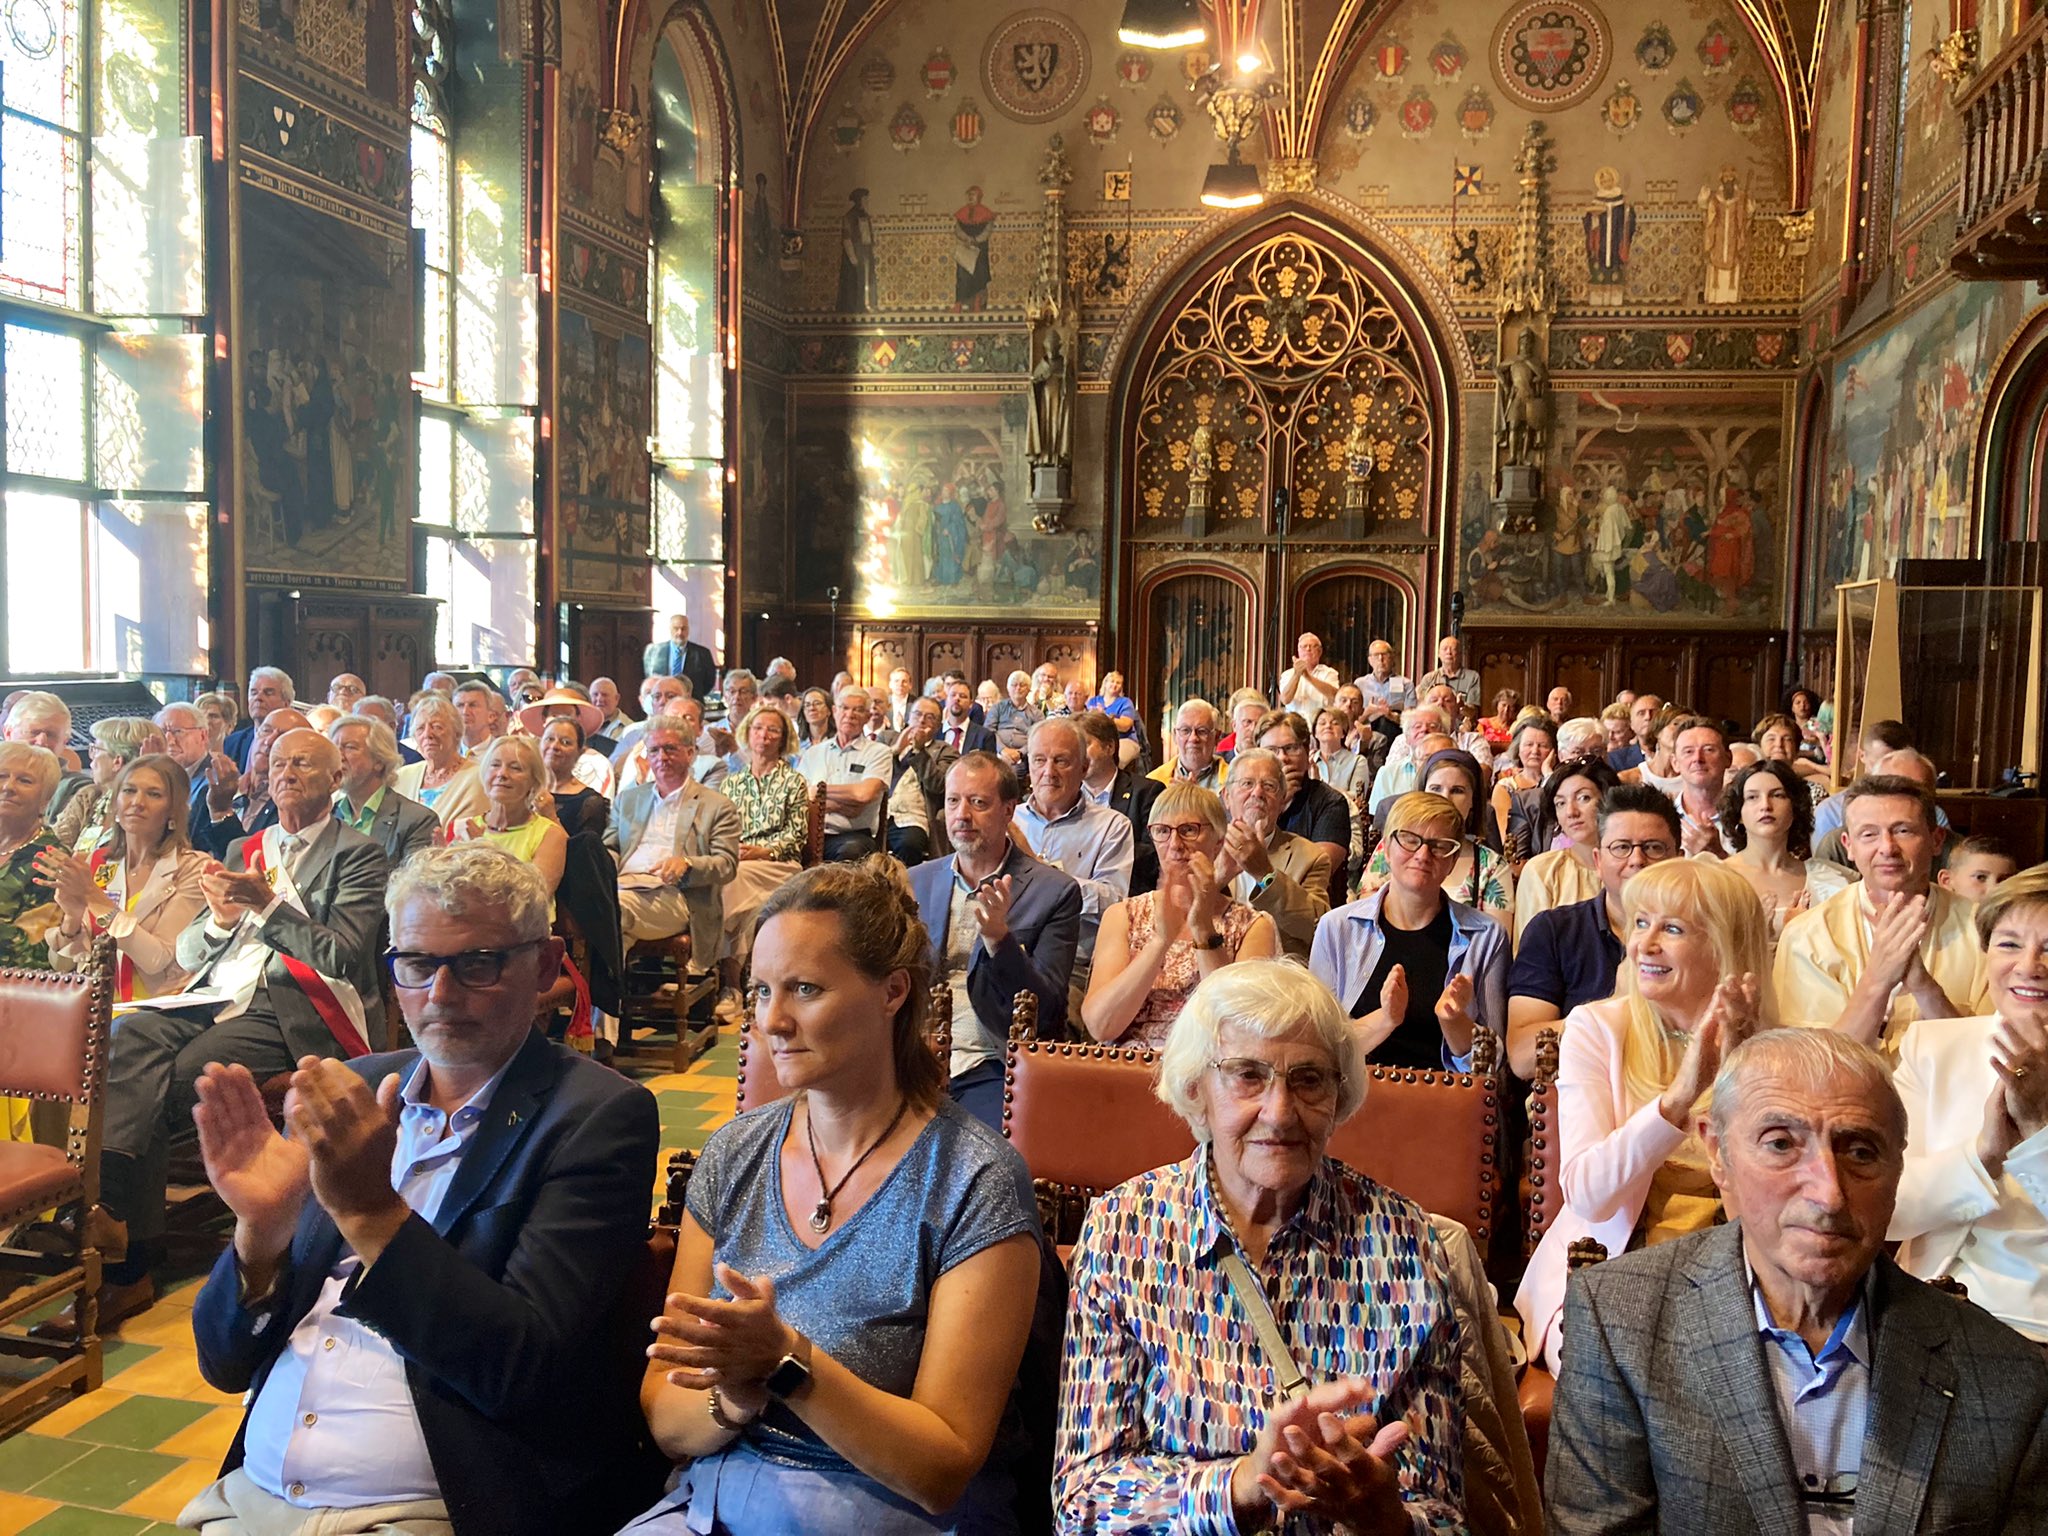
[1523,1027,1564,1257]
[1328,1065,1501,1244]
[0,967,103,1103]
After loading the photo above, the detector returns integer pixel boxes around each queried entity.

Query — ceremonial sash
[244,835,372,1058]
[85,848,135,1002]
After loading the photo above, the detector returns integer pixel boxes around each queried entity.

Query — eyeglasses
[1603,838,1675,860]
[1173,726,1217,740]
[1388,827,1462,859]
[1209,1058,1342,1106]
[387,940,541,989]
[1152,821,1212,845]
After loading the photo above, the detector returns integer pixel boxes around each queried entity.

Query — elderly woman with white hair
[1055,959,1466,1532]
[392,693,488,826]
[0,742,64,972]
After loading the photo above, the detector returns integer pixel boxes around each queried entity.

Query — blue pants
[948,1060,1004,1134]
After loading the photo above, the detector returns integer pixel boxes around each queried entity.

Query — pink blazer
[1513,997,1690,1369]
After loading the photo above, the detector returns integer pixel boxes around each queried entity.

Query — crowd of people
[0,615,2043,1535]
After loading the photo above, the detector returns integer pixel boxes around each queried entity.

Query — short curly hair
[1155,960,1367,1139]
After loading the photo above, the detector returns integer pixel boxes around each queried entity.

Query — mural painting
[740,376,788,603]
[1809,281,2036,625]
[1461,390,1786,625]
[1806,0,1860,290]
[559,308,654,599]
[238,188,412,588]
[240,0,406,107]
[787,396,1101,617]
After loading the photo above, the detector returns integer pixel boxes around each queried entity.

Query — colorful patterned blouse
[722,760,811,864]
[1055,1148,1465,1534]
[0,829,62,970]
[1361,838,1515,927]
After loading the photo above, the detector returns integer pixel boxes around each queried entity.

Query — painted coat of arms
[1492,0,1611,110]
[984,11,1090,122]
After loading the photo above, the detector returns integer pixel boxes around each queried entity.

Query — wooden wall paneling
[1616,644,1687,707]
[862,629,914,686]
[1698,637,1784,726]
[1461,628,1784,726]
[1549,647,1613,715]
[978,635,1032,687]
[247,590,437,706]
[922,634,967,684]
[565,607,653,691]
[1040,637,1096,683]
[1473,643,1533,712]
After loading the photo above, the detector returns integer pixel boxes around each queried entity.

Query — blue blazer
[190,1029,664,1536]
[224,722,257,770]
[909,843,1080,1042]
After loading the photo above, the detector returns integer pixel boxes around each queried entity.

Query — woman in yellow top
[447,735,567,911]
[1512,756,1621,947]
[41,754,210,1001]
[1513,858,1769,1369]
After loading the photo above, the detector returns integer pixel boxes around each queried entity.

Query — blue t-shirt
[1509,891,1624,1014]
[684,1097,1040,1483]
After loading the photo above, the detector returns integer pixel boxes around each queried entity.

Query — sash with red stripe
[243,838,372,1059]
[85,847,136,1003]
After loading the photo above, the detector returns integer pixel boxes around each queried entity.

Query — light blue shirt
[1307,885,1508,1071]
[241,1058,510,1509]
[1013,793,1133,960]
[1357,672,1416,717]
[1752,1268,1869,1536]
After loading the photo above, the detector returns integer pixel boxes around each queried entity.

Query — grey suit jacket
[345,787,439,872]
[1547,1220,2048,1535]
[1247,827,1332,960]
[175,820,392,1059]
[604,779,740,961]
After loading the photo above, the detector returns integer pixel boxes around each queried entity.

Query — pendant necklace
[802,1093,909,1234]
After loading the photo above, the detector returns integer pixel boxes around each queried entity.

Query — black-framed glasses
[1388,827,1462,859]
[1603,838,1675,860]
[1209,1057,1342,1106]
[386,940,541,990]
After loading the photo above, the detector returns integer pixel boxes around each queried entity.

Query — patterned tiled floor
[0,1030,740,1535]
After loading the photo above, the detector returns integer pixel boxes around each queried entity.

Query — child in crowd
[1939,834,2020,899]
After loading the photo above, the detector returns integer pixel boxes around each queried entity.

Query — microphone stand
[1271,486,1291,699]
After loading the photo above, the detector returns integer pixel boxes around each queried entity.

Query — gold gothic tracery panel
[1131,234,1433,537]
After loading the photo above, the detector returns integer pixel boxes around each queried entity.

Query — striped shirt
[1054,1148,1465,1533]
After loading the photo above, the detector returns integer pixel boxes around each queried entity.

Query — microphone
[1273,486,1290,532]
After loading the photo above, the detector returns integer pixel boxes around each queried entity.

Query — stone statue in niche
[1494,327,1550,469]
[1343,414,1372,512]
[839,188,877,312]
[1699,165,1752,305]
[1188,421,1213,510]
[1027,306,1078,468]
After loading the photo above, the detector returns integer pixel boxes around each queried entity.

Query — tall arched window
[1,0,207,677]
[411,0,539,667]
[649,18,729,661]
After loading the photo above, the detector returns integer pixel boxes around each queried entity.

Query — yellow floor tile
[0,1493,59,1536]
[24,1386,130,1436]
[101,1347,241,1405]
[110,1303,205,1348]
[121,1455,220,1521]
[155,1404,243,1462]
[154,1277,207,1310]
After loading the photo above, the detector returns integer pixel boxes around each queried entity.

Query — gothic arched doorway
[1108,206,1458,736]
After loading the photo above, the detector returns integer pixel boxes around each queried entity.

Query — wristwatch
[1195,927,1227,951]
[765,1331,813,1401]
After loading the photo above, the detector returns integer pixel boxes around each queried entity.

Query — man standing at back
[1417,634,1481,710]
[227,668,296,769]
[642,613,716,703]
[182,843,662,1536]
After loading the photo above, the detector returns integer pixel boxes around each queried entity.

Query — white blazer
[1891,1012,2048,1343]
[1514,997,1689,1369]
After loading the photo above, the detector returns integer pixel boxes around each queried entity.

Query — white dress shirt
[205,821,333,1019]
[619,782,688,877]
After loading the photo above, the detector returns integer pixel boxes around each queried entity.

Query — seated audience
[889,695,954,859]
[1216,748,1330,960]
[1215,688,1270,759]
[0,743,63,970]
[718,703,812,1015]
[40,752,208,1004]
[196,706,310,857]
[986,670,1042,764]
[1086,670,1141,761]
[1939,833,2019,900]
[1421,682,1495,771]
[97,728,389,1323]
[936,677,996,756]
[1482,688,1522,750]
[1718,758,1856,945]
[604,718,740,983]
[1621,708,1684,797]
[1015,718,1133,1005]
[194,689,238,751]
[1148,699,1228,789]
[538,716,611,838]
[1513,757,1623,946]
[1891,863,2048,1344]
[1607,692,1659,771]
[1311,705,1371,803]
[1311,790,1507,1071]
[635,858,1045,1534]
[1081,784,1278,1046]
[1491,714,1557,865]
[7,690,90,813]
[1277,630,1342,717]
[1546,1028,2048,1533]
[520,686,616,794]
[328,716,439,870]
[224,667,294,769]
[1597,703,1632,763]
[1515,858,1767,1367]
[908,752,1079,1131]
[1361,748,1513,927]
[1369,702,1449,807]
[1752,710,1829,786]
[1055,961,1466,1532]
[1811,717,1918,844]
[1256,711,1350,904]
[54,716,164,853]
[392,695,489,826]
[795,686,834,750]
[796,687,893,862]
[591,675,630,737]
[611,677,688,764]
[155,701,227,847]
[1353,641,1415,743]
[1076,708,1160,895]
[324,671,366,711]
[1418,632,1480,708]
[1776,773,1990,1050]
[448,735,569,910]
[1507,784,1680,1077]
[452,679,504,756]
[183,843,659,1536]
[353,696,421,764]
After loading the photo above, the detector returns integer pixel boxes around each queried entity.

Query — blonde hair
[1617,858,1773,1118]
[476,734,548,817]
[735,702,793,762]
[90,716,162,763]
[1156,960,1367,1138]
[0,743,60,810]
[1381,790,1464,841]
[1149,781,1226,837]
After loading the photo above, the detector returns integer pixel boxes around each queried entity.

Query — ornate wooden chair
[802,781,827,866]
[0,942,112,1429]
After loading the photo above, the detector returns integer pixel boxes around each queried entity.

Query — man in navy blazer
[909,751,1080,1131]
[184,842,662,1536]
[224,666,297,770]
[935,676,996,756]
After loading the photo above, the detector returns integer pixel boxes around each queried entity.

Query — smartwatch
[1196,928,1227,951]
[765,1333,814,1401]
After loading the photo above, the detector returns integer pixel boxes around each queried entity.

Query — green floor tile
[96,1342,156,1379]
[19,1509,157,1535]
[0,1434,91,1493]
[62,1395,212,1450]
[25,1444,182,1509]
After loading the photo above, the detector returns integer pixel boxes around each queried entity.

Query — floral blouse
[1115,892,1261,1049]
[0,829,63,970]
[722,760,810,864]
